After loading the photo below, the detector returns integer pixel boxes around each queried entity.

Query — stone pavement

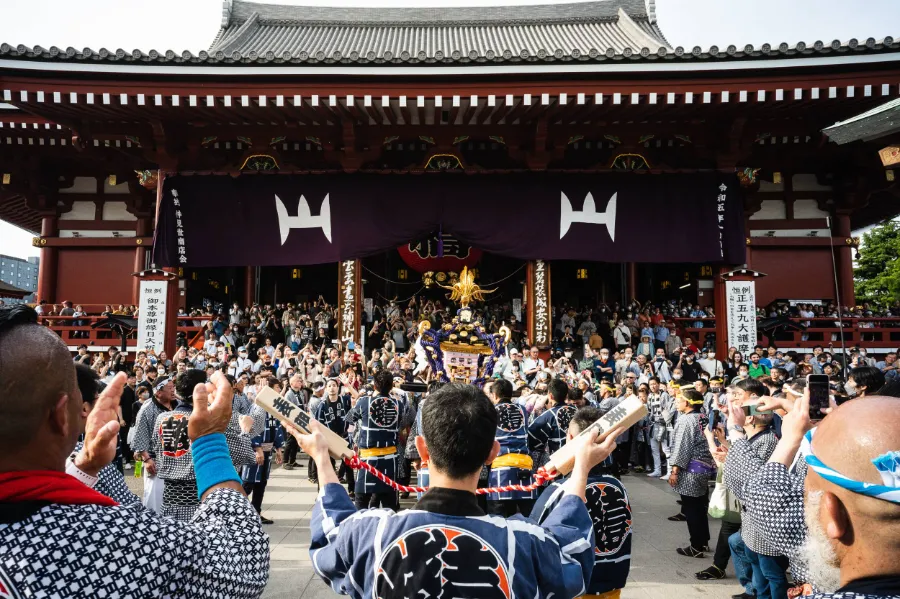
[257,464,743,599]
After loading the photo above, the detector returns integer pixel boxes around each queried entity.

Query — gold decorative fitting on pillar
[772,172,782,184]
[108,175,117,186]
[887,170,895,182]
[135,170,159,190]
[31,237,41,247]
[136,238,143,245]
[1,173,10,185]
[746,237,752,245]
[846,238,854,245]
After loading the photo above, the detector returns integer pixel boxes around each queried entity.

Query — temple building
[1,0,899,354]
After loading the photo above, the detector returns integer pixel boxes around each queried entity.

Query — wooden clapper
[255,386,648,477]
[254,387,355,460]
[543,395,648,477]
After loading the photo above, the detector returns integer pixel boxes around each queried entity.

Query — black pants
[242,480,268,513]
[283,432,299,465]
[397,458,411,486]
[487,499,535,518]
[613,439,632,472]
[355,491,398,512]
[713,519,742,570]
[681,492,711,549]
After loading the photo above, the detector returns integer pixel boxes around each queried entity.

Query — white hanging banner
[512,298,522,322]
[137,281,168,353]
[725,280,757,355]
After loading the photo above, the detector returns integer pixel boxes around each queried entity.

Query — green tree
[854,219,900,307]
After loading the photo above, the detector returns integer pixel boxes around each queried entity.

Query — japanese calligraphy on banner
[716,182,728,259]
[171,189,189,265]
[337,260,361,344]
[528,260,552,348]
[154,173,745,267]
[726,280,757,355]
[137,281,168,353]
[512,298,522,323]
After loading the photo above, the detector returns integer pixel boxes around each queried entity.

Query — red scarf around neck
[0,470,119,507]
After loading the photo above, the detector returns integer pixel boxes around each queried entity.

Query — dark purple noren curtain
[153,173,745,267]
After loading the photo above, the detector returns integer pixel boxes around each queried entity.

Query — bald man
[0,305,269,597]
[800,396,900,597]
[734,391,900,597]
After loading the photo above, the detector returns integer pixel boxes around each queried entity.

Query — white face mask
[845,380,858,396]
[564,351,573,358]
[157,368,165,375]
[859,351,867,357]
[672,374,682,380]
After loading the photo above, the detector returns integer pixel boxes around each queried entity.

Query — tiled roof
[823,97,900,144]
[208,0,671,63]
[0,0,896,67]
[0,279,30,299]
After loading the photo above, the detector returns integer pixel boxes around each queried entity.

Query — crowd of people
[2,293,899,599]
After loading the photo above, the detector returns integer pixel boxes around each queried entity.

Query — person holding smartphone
[721,378,790,598]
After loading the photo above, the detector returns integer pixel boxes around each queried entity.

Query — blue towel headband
[803,430,900,504]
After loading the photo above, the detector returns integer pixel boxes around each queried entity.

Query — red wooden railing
[670,317,900,350]
[40,315,213,350]
[40,314,899,352]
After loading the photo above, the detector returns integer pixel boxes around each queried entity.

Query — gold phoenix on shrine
[437,266,496,308]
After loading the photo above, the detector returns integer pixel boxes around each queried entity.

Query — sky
[1,0,898,258]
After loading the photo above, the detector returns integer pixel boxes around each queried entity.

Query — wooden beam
[747,237,845,247]
[57,220,140,231]
[34,236,152,247]
[747,218,829,229]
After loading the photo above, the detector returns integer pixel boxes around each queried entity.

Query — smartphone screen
[808,374,830,420]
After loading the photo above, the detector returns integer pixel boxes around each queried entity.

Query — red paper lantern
[397,234,482,273]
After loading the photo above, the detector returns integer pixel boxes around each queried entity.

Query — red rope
[343,456,559,495]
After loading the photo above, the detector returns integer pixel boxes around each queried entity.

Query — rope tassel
[343,456,559,495]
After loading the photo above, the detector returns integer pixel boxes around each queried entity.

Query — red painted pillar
[835,212,855,307]
[625,262,637,301]
[243,266,257,307]
[37,215,58,304]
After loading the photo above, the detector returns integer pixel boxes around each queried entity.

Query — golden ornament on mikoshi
[438,266,496,308]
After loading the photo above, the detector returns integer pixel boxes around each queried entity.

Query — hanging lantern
[576,268,589,280]
[398,231,482,274]
[397,269,408,280]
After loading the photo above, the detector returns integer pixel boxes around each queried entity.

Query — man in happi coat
[527,378,577,467]
[131,375,178,512]
[344,370,408,511]
[153,369,257,521]
[296,382,622,599]
[667,387,716,558]
[485,378,536,516]
[532,406,633,599]
[0,306,269,598]
[242,392,284,524]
